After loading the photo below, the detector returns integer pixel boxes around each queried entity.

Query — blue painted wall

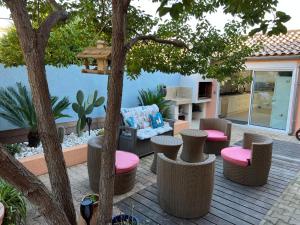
[0,64,181,131]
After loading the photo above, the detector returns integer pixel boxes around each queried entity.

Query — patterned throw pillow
[126,117,138,128]
[149,112,164,129]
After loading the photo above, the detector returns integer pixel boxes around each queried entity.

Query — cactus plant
[57,126,65,143]
[72,90,105,136]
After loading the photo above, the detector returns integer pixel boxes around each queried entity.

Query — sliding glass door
[250,71,293,130]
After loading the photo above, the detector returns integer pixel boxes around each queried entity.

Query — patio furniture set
[86,104,273,219]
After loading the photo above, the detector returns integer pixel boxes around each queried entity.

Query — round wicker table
[150,136,182,174]
[180,129,208,163]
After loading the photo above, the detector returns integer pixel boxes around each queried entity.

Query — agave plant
[0,179,26,225]
[138,84,171,118]
[0,83,71,147]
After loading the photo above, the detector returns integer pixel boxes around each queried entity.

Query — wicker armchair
[222,132,273,186]
[200,118,231,155]
[157,153,215,218]
[118,118,174,157]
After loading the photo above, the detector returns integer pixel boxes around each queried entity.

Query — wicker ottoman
[88,137,139,195]
[114,151,139,195]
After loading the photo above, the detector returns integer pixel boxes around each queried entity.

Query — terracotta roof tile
[248,30,300,57]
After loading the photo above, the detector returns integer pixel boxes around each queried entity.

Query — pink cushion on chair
[221,146,251,167]
[205,130,228,141]
[115,150,140,174]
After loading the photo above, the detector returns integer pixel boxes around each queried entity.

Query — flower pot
[27,130,40,147]
[78,194,99,225]
[0,202,4,225]
[112,214,138,225]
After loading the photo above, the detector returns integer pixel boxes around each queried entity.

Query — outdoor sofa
[118,104,175,157]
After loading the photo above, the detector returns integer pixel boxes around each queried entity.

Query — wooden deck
[116,151,300,224]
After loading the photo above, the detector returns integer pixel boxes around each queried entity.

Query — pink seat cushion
[115,150,140,174]
[205,130,228,141]
[221,146,251,167]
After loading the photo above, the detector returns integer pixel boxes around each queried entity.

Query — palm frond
[0,87,27,127]
[138,85,170,118]
[0,83,71,130]
[52,96,71,119]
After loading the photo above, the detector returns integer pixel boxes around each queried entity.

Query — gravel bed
[15,129,101,159]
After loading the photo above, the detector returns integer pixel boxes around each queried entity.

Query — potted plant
[112,214,138,225]
[138,84,171,118]
[0,179,26,225]
[0,82,71,147]
[78,194,99,225]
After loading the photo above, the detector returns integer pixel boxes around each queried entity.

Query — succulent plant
[72,90,105,136]
[57,126,65,143]
[4,144,21,157]
[97,128,105,136]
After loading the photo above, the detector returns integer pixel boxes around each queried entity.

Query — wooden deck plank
[214,169,286,194]
[115,141,300,225]
[213,189,269,214]
[132,193,198,225]
[212,194,265,220]
[122,197,180,225]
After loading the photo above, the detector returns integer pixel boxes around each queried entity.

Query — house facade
[219,30,300,134]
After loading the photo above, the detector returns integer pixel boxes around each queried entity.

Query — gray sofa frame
[118,119,175,157]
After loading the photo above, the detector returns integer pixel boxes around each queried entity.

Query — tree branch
[37,1,68,52]
[124,0,131,11]
[125,35,189,52]
[0,145,71,225]
[48,0,63,11]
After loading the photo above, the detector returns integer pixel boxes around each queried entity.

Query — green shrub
[138,84,170,118]
[0,82,71,147]
[0,179,26,225]
[3,144,21,157]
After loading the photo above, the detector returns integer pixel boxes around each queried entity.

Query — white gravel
[15,129,101,159]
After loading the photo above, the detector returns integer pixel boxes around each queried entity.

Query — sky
[0,0,300,31]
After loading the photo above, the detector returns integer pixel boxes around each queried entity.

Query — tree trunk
[4,1,76,224]
[0,145,71,225]
[96,0,128,224]
[26,49,77,225]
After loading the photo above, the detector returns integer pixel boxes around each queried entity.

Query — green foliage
[0,179,26,225]
[0,17,93,67]
[3,144,21,157]
[127,20,256,82]
[155,0,290,36]
[0,82,71,131]
[72,90,105,136]
[97,128,105,136]
[138,85,170,118]
[0,0,290,82]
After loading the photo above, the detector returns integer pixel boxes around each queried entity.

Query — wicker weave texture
[200,118,232,155]
[157,153,216,218]
[88,137,137,195]
[180,129,207,162]
[150,136,182,174]
[223,132,273,186]
[118,119,175,157]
